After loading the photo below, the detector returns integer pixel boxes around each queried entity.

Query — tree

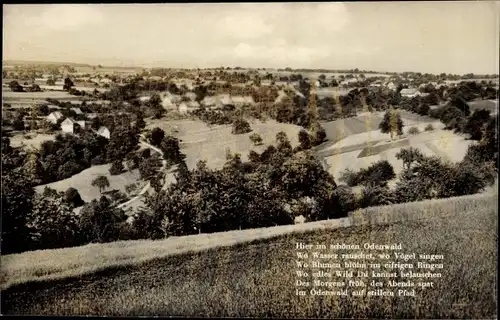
[28,193,81,250]
[463,109,491,140]
[78,196,128,243]
[46,78,56,86]
[139,154,162,180]
[249,132,263,146]
[9,80,24,92]
[298,129,312,150]
[149,127,165,147]
[379,108,404,140]
[311,122,327,146]
[91,175,110,194]
[106,125,140,161]
[109,160,125,175]
[1,169,36,254]
[147,93,165,119]
[65,187,85,207]
[396,147,425,170]
[63,77,74,91]
[160,135,185,165]
[232,119,252,134]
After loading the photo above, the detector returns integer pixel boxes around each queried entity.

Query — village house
[178,101,201,114]
[46,111,64,124]
[61,118,86,134]
[70,107,83,115]
[400,88,423,98]
[97,126,111,139]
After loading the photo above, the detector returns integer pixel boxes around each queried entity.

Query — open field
[1,190,496,317]
[34,163,146,203]
[2,90,76,100]
[321,121,474,181]
[146,118,303,170]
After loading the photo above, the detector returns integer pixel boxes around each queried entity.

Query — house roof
[98,126,110,134]
[48,111,63,118]
[70,107,83,114]
[400,88,419,95]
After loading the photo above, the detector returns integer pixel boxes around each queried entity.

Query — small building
[400,88,421,98]
[46,111,64,124]
[61,118,85,134]
[178,101,200,113]
[70,107,83,115]
[97,126,111,139]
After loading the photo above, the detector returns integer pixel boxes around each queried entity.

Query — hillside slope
[2,190,497,317]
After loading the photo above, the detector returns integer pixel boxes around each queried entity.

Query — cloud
[26,5,104,30]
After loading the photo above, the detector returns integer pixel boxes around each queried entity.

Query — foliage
[149,127,165,147]
[231,119,252,135]
[424,124,434,131]
[109,160,125,175]
[379,108,404,139]
[78,196,128,244]
[408,126,420,135]
[28,193,81,250]
[249,132,263,146]
[65,187,85,207]
[91,175,110,194]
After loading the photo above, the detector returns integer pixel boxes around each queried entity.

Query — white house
[178,101,200,114]
[61,118,85,134]
[385,81,397,90]
[46,111,64,124]
[400,88,422,98]
[97,126,111,139]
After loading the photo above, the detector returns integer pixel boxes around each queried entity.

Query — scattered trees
[232,119,252,134]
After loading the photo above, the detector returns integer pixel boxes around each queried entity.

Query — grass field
[1,190,496,317]
[146,118,302,170]
[34,163,147,203]
[9,132,56,150]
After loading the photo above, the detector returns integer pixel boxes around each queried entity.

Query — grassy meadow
[1,190,497,317]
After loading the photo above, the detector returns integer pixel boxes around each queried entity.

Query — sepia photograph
[1,2,498,318]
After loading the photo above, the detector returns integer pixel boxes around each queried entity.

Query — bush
[149,127,165,147]
[91,155,107,166]
[424,124,434,131]
[232,119,252,135]
[249,133,263,146]
[408,127,420,135]
[109,160,124,175]
[65,187,85,207]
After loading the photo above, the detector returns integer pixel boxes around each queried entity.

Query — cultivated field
[146,118,303,170]
[315,111,472,181]
[1,190,496,317]
[34,163,147,203]
[2,90,76,100]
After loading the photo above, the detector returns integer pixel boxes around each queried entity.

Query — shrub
[91,155,107,166]
[424,124,434,131]
[65,187,85,207]
[408,127,420,135]
[149,127,165,147]
[249,133,263,146]
[109,160,124,175]
[339,168,361,187]
[298,129,312,150]
[231,119,252,135]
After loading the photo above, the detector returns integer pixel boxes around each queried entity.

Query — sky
[3,2,499,74]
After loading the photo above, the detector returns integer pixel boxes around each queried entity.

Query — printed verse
[295,242,444,297]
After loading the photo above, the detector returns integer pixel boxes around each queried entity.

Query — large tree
[379,108,404,140]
